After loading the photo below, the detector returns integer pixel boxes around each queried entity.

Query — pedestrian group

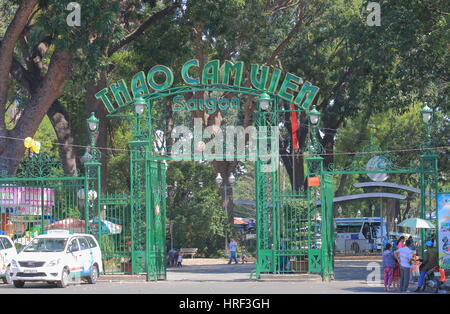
[382,236,438,292]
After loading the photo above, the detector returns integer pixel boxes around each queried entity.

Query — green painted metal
[99,193,131,274]
[145,160,167,280]
[253,95,319,278]
[304,114,441,280]
[2,82,441,284]
[0,154,99,251]
[320,174,334,281]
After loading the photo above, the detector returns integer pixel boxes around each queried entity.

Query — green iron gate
[104,84,320,280]
[0,153,102,249]
[254,95,322,278]
[306,130,441,280]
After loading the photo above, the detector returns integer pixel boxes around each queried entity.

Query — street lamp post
[81,112,100,234]
[258,92,271,111]
[420,104,433,149]
[87,112,100,147]
[419,103,437,256]
[216,173,236,257]
[306,106,321,154]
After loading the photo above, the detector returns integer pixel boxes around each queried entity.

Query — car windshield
[24,238,67,252]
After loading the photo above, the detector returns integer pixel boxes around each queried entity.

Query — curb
[98,275,149,283]
[257,274,323,282]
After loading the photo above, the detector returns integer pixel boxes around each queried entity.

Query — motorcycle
[422,266,446,293]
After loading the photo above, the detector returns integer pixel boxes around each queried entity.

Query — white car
[0,235,18,284]
[11,230,103,288]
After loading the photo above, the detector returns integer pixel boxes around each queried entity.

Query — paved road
[0,257,443,294]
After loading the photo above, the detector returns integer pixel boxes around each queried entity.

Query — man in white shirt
[228,238,239,264]
[395,239,414,292]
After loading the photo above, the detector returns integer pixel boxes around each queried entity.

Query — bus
[335,217,387,253]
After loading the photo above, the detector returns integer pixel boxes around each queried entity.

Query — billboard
[437,194,450,270]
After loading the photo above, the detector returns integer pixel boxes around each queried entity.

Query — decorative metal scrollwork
[16,153,63,178]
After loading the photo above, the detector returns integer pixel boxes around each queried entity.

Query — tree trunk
[0,50,71,175]
[46,100,77,175]
[0,0,39,154]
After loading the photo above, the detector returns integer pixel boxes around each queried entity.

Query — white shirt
[397,247,413,268]
[229,241,237,252]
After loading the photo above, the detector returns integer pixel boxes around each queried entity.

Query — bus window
[362,223,371,240]
[335,223,362,234]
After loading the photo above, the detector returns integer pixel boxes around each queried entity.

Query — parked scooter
[422,267,446,293]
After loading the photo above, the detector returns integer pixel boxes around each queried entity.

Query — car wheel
[57,268,70,288]
[2,266,12,284]
[13,280,25,288]
[87,265,99,284]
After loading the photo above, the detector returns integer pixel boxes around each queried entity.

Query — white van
[0,235,17,284]
[11,230,103,288]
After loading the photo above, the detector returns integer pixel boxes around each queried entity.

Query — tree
[166,161,229,256]
[0,0,181,177]
[280,0,449,191]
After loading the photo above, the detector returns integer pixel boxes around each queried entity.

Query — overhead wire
[0,134,448,159]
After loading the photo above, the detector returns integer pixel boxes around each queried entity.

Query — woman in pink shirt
[397,236,405,249]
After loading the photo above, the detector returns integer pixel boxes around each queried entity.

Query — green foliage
[166,161,230,256]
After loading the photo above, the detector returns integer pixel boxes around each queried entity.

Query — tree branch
[266,3,305,66]
[107,1,181,57]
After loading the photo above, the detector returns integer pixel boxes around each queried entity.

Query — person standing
[177,253,183,267]
[241,246,248,264]
[397,236,406,250]
[415,241,438,292]
[395,239,414,292]
[228,238,239,264]
[382,243,396,291]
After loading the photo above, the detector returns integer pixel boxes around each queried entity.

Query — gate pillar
[129,98,151,276]
[305,106,334,281]
[320,173,335,281]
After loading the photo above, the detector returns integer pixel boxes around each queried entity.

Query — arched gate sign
[94,59,441,281]
[96,59,326,280]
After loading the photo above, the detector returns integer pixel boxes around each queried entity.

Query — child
[177,253,183,267]
[392,261,401,291]
[241,246,248,264]
[411,254,420,282]
[382,243,396,291]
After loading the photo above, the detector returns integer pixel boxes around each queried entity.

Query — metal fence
[0,177,135,274]
[0,177,87,250]
[99,193,131,274]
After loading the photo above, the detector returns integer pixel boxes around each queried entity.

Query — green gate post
[129,97,151,277]
[82,113,102,238]
[306,106,334,281]
[83,160,101,235]
[320,173,335,281]
[255,92,278,278]
[419,104,438,256]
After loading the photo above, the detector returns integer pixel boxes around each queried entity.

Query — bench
[180,248,198,258]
